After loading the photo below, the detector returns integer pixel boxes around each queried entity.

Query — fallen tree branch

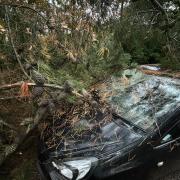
[0,81,62,90]
[0,81,84,98]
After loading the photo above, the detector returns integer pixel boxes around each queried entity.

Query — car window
[160,122,180,144]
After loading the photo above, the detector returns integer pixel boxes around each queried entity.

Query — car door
[153,119,180,153]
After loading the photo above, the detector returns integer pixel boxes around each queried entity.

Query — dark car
[38,69,180,180]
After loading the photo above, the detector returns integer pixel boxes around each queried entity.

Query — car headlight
[52,157,98,180]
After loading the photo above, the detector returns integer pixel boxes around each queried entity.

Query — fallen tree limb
[0,81,84,98]
[0,81,63,90]
[0,88,84,166]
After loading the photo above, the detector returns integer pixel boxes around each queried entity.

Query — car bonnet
[47,117,144,158]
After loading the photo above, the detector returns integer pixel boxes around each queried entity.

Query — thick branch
[0,81,63,90]
[0,81,84,98]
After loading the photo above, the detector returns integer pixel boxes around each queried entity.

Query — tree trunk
[120,0,125,20]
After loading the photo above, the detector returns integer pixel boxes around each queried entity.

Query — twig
[4,6,31,80]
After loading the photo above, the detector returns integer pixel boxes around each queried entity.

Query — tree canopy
[0,0,179,86]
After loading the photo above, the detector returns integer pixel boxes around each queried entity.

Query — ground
[0,136,40,180]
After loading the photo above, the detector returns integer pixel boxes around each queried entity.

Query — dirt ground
[0,137,40,180]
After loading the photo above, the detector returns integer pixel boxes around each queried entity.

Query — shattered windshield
[97,69,180,130]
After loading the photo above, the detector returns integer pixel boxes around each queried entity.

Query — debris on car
[38,68,180,180]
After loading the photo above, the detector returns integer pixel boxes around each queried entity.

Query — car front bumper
[37,155,142,180]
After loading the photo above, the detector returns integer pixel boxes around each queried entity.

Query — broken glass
[98,69,180,130]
